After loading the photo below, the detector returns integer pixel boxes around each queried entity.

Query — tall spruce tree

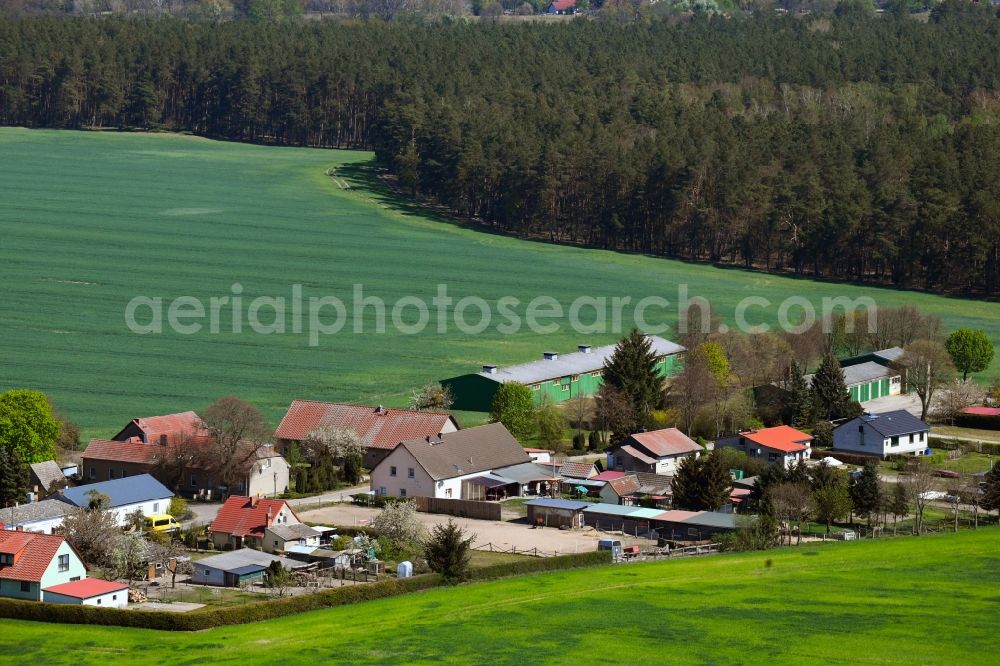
[788,359,813,427]
[811,351,852,420]
[0,446,29,508]
[671,455,731,511]
[602,328,664,433]
[849,461,881,529]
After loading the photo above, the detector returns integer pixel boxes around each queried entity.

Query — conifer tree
[0,446,29,508]
[602,328,664,432]
[788,359,813,427]
[849,461,881,529]
[811,352,852,420]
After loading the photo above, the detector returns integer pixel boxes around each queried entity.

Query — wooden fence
[413,496,502,521]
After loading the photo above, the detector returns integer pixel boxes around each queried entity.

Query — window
[445,488,453,497]
[400,489,407,498]
[97,598,102,605]
[122,468,128,478]
[591,371,602,378]
[767,453,777,462]
[561,384,570,392]
[571,374,580,381]
[378,487,386,496]
[530,384,539,391]
[920,432,926,442]
[891,436,899,447]
[190,475,197,487]
[858,425,864,433]
[274,540,279,547]
[112,595,117,601]
[408,468,415,479]
[89,467,95,480]
[20,581,30,593]
[70,576,80,582]
[58,554,69,572]
[204,569,210,576]
[153,502,159,513]
[390,466,397,477]
[0,554,12,565]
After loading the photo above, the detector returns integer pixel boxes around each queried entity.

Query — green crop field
[2,128,998,438]
[1,530,998,664]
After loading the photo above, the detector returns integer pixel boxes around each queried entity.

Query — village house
[274,400,460,469]
[441,337,685,412]
[209,496,301,551]
[606,428,702,475]
[833,411,930,458]
[369,422,531,500]
[0,499,72,534]
[56,474,174,527]
[43,578,129,608]
[82,440,289,500]
[600,474,642,506]
[28,460,68,497]
[0,528,88,602]
[714,426,812,468]
[264,524,322,555]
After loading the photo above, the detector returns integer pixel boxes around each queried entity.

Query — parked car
[143,513,180,535]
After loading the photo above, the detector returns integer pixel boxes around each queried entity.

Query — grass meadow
[1,128,998,437]
[0,529,997,664]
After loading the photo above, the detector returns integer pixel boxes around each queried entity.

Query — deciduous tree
[900,340,956,420]
[490,382,536,440]
[945,328,994,380]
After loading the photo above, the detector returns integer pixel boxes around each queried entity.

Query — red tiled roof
[43,578,127,598]
[0,531,75,583]
[552,0,576,9]
[133,411,208,444]
[592,471,625,482]
[605,475,641,497]
[209,496,298,538]
[742,426,812,453]
[274,400,457,450]
[961,406,1000,417]
[82,439,160,465]
[627,429,702,457]
[558,462,597,479]
[654,510,702,522]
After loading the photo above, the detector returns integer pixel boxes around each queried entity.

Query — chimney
[159,434,168,447]
[375,405,385,415]
[250,496,259,508]
[543,352,558,361]
[425,435,431,443]
[482,365,498,374]
[578,345,592,354]
[437,432,443,440]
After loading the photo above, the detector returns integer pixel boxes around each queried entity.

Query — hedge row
[929,438,1000,457]
[815,450,882,466]
[0,551,613,631]
[467,550,612,582]
[954,414,1000,431]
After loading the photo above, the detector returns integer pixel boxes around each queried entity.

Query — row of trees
[1,8,998,293]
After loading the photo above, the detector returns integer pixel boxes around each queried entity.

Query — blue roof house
[833,411,930,459]
[56,474,174,527]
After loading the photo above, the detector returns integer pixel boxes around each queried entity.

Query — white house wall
[370,447,484,499]
[44,589,128,608]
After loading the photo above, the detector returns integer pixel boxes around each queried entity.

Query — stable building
[812,347,904,404]
[525,498,591,528]
[441,337,685,412]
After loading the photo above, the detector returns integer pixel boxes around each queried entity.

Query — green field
[1,530,998,664]
[2,128,999,438]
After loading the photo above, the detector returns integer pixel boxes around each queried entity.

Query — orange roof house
[714,425,812,469]
[208,496,301,550]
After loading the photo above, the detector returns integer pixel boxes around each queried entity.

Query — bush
[467,550,612,581]
[168,497,191,520]
[572,432,587,450]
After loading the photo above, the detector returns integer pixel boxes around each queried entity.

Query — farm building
[833,411,930,458]
[274,400,459,469]
[209,496,302,551]
[806,347,904,404]
[654,511,738,542]
[190,549,307,587]
[0,499,72,534]
[369,423,530,500]
[525,498,591,528]
[56,474,174,526]
[606,428,701,475]
[28,460,68,496]
[714,426,812,469]
[0,529,88,602]
[112,410,209,445]
[441,337,685,412]
[582,504,664,536]
[524,448,554,464]
[557,461,599,480]
[43,578,128,608]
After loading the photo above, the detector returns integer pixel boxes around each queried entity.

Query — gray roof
[872,347,904,363]
[475,336,685,385]
[267,524,321,541]
[59,474,173,509]
[196,548,306,573]
[806,361,896,388]
[491,462,559,485]
[0,499,72,526]
[29,461,66,493]
[525,498,592,511]
[679,511,738,529]
[844,410,929,438]
[392,422,530,481]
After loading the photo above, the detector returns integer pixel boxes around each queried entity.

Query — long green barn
[441,336,685,412]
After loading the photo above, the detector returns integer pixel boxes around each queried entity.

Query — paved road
[183,482,370,527]
[862,392,923,417]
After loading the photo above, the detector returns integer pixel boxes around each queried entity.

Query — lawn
[2,128,999,439]
[1,530,998,664]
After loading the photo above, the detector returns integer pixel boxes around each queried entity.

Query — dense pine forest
[1,5,998,295]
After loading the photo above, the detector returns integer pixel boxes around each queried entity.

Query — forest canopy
[1,4,998,294]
